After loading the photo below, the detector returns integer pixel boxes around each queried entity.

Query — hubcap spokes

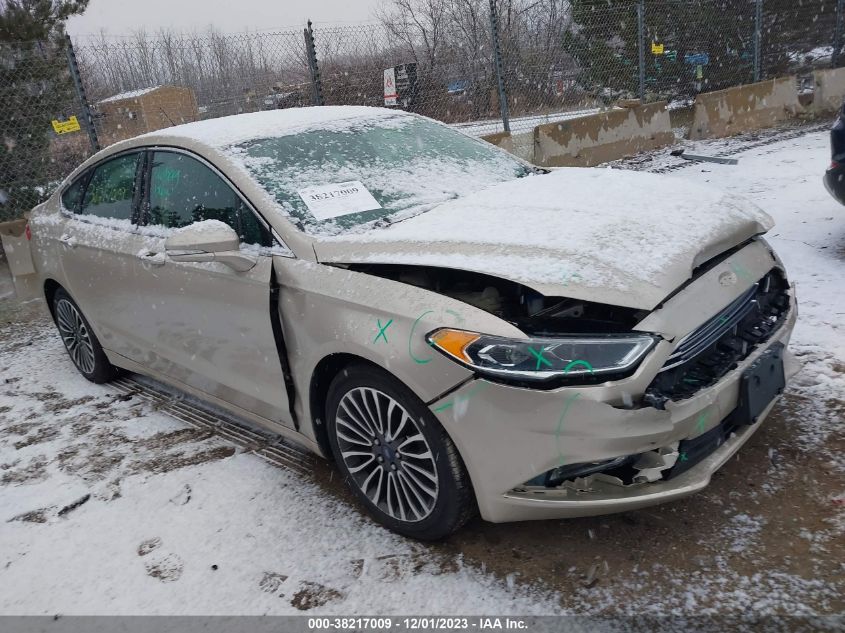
[56,299,96,374]
[336,387,438,523]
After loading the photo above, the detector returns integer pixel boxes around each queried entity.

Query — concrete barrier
[481,130,534,162]
[689,77,802,140]
[532,102,674,168]
[813,68,845,114]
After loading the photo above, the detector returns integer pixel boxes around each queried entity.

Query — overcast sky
[66,0,382,37]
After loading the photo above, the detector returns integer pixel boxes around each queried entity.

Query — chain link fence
[2,0,845,222]
[0,39,92,222]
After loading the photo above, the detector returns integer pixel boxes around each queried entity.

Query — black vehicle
[824,101,845,205]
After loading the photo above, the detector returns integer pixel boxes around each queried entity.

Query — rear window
[229,114,530,237]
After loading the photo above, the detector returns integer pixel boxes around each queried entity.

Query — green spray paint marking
[408,310,434,365]
[554,393,581,468]
[695,411,709,435]
[563,359,594,375]
[561,271,583,287]
[373,318,393,344]
[432,383,489,413]
[553,360,596,467]
[528,346,552,370]
[730,262,754,283]
[679,452,689,462]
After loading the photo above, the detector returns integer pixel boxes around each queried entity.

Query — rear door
[130,149,293,427]
[56,151,157,356]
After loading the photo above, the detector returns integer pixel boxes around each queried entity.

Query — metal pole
[303,20,324,106]
[833,0,845,68]
[753,0,762,81]
[65,34,99,152]
[488,0,510,133]
[637,0,645,102]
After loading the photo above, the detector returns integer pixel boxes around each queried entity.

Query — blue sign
[684,52,710,66]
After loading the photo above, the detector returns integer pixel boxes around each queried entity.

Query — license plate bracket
[736,342,786,425]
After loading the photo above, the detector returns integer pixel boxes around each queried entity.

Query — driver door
[130,149,293,428]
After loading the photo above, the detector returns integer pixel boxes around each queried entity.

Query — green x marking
[528,346,552,370]
[374,318,393,344]
[680,452,689,462]
[695,411,709,434]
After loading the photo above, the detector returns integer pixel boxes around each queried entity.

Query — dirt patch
[144,553,184,582]
[7,508,50,523]
[259,572,289,596]
[2,421,40,437]
[137,537,162,557]
[290,581,345,610]
[131,445,236,475]
[0,454,47,485]
[14,425,59,450]
[138,428,214,450]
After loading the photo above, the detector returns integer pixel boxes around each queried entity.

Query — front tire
[326,364,476,540]
[52,288,119,384]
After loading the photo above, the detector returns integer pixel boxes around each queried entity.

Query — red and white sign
[384,68,398,106]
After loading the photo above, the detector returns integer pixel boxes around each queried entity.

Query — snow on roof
[139,106,403,148]
[98,85,162,104]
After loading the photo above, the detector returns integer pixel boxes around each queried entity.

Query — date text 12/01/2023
[307,617,529,630]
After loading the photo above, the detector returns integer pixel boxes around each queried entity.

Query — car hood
[312,168,773,311]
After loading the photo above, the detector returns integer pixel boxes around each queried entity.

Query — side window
[61,172,88,213]
[148,152,273,248]
[80,154,140,221]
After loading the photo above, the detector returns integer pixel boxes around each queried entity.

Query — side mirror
[164,220,257,272]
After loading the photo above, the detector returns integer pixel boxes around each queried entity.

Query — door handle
[59,234,77,248]
[137,250,166,267]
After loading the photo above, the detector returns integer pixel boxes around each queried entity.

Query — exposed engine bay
[344,264,648,335]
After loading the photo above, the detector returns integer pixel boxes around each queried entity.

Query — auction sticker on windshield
[298,180,382,220]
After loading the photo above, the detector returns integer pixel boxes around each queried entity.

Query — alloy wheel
[55,298,96,374]
[335,387,439,522]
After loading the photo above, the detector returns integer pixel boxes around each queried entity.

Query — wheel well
[43,279,61,319]
[309,353,382,461]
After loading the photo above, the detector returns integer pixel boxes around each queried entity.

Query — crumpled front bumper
[430,289,799,524]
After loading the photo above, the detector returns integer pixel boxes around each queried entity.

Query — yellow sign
[51,116,81,134]
[651,42,665,55]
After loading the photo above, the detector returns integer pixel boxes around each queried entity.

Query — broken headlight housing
[427,328,658,385]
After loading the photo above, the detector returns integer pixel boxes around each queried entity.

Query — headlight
[427,328,658,384]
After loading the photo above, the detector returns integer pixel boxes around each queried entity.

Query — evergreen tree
[0,0,89,221]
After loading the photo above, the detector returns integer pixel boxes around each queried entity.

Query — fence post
[304,20,324,106]
[833,0,845,67]
[753,0,763,81]
[637,0,645,101]
[488,0,510,133]
[64,34,99,153]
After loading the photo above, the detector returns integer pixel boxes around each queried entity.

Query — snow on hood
[313,168,774,311]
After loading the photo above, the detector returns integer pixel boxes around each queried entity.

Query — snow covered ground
[0,127,843,619]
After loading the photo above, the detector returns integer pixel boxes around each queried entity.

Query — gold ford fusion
[6,106,798,540]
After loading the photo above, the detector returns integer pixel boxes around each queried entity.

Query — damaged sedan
[7,106,798,540]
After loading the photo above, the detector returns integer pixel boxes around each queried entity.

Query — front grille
[644,268,790,408]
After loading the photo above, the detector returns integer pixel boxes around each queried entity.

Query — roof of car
[137,105,404,149]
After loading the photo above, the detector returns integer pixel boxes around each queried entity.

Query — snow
[1,126,843,618]
[316,167,773,310]
[452,107,605,137]
[0,325,561,615]
[98,86,163,104]
[140,106,404,149]
[174,218,231,235]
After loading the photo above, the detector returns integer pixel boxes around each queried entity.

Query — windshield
[229,114,531,236]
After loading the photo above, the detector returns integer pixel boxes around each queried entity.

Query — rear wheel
[326,364,475,540]
[52,288,119,384]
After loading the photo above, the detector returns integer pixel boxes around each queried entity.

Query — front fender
[273,257,525,445]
